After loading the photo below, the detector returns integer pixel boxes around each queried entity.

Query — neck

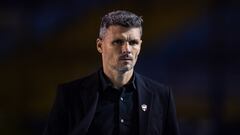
[103,67,133,89]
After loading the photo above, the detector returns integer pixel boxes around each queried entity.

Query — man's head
[99,10,143,39]
[97,10,143,74]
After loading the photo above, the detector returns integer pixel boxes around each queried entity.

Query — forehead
[104,25,141,40]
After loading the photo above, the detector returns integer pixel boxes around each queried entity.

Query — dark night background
[0,0,239,135]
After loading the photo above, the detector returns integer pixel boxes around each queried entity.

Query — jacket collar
[135,72,153,135]
[71,71,100,135]
[99,68,137,91]
[78,69,153,135]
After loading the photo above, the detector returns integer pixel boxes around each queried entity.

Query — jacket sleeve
[162,88,181,135]
[43,85,69,135]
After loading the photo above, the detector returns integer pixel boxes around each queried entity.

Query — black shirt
[87,69,139,135]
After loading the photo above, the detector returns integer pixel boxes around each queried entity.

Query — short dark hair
[99,10,143,38]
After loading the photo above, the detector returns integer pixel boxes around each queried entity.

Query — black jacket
[44,70,180,135]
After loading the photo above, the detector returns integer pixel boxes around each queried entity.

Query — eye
[129,40,139,46]
[112,39,124,45]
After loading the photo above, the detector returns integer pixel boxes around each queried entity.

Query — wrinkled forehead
[105,25,142,40]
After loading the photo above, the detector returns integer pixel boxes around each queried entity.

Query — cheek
[103,48,116,61]
[134,47,141,56]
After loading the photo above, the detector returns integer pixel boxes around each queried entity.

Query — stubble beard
[114,60,136,74]
[117,65,133,73]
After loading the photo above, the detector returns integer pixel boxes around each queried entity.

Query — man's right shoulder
[58,70,99,91]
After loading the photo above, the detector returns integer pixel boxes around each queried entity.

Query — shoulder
[135,72,170,95]
[136,73,173,107]
[136,72,169,89]
[58,70,99,92]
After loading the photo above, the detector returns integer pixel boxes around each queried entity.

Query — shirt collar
[99,68,136,91]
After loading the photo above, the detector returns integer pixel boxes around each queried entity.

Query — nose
[121,43,131,54]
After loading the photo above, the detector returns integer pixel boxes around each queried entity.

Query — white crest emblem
[141,104,147,112]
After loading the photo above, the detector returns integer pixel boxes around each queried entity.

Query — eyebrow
[112,37,140,41]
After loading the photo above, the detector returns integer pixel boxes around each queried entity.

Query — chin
[117,65,133,73]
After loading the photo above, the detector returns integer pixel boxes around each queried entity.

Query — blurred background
[0,0,239,135]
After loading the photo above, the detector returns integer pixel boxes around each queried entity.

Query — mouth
[119,55,133,61]
[119,58,133,61]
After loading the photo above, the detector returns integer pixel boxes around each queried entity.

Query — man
[44,10,180,135]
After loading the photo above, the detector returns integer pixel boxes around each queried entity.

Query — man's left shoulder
[135,72,170,93]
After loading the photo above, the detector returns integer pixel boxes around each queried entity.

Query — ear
[96,38,103,53]
[137,40,142,55]
[139,40,142,46]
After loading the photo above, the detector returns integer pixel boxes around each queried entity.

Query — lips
[119,56,133,61]
[120,58,132,60]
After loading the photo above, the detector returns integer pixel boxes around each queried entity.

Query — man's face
[97,25,142,73]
